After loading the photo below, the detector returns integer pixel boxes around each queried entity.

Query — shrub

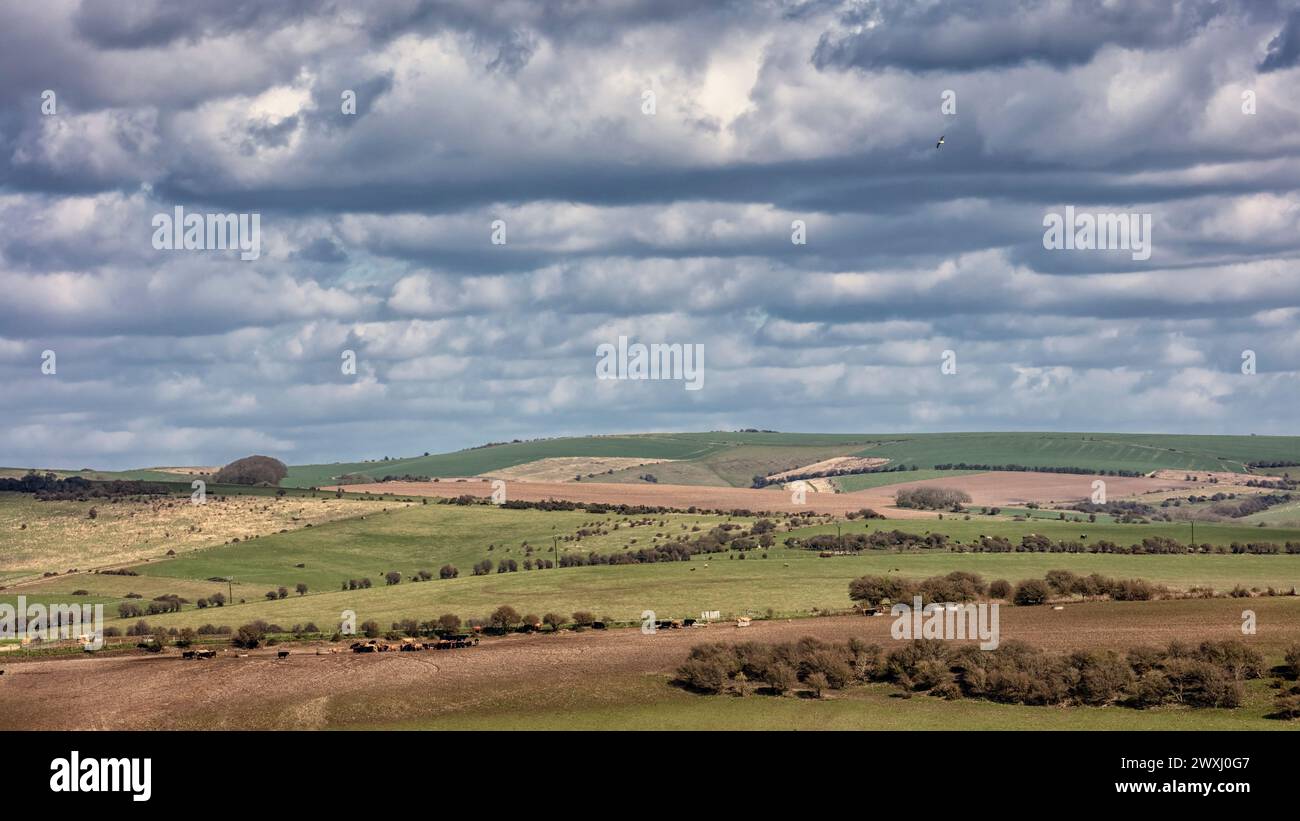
[805,672,830,698]
[1284,644,1300,679]
[489,605,522,633]
[232,621,269,649]
[439,564,459,579]
[1013,578,1051,606]
[988,579,1012,599]
[763,662,798,695]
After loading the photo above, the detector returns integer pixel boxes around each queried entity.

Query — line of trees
[675,636,1269,710]
[933,463,1145,477]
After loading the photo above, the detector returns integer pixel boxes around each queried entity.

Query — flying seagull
[936,135,945,149]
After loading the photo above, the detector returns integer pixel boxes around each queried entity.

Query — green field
[3,499,1293,632]
[832,469,982,492]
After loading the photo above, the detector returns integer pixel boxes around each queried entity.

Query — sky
[2,0,1299,470]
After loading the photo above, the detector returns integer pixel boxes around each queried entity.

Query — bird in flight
[936,135,945,149]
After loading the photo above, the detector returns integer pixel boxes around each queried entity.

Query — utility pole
[553,536,559,568]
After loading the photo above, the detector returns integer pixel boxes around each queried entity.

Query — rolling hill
[280,431,1300,488]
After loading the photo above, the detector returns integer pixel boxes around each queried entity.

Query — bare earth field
[479,456,674,482]
[2,598,1296,730]
[329,471,1196,519]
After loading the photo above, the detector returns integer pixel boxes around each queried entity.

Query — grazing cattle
[277,650,290,659]
[182,650,196,659]
[195,649,216,659]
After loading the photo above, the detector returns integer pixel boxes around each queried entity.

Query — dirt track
[327,471,1195,519]
[2,598,1295,729]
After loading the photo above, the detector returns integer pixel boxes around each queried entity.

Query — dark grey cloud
[1260,8,1300,70]
[1,0,1298,469]
[811,0,1275,73]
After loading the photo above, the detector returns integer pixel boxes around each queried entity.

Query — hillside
[279,431,1300,488]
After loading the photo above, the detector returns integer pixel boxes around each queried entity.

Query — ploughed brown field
[1,598,1295,730]
[325,471,1196,518]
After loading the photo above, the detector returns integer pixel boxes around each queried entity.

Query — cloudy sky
[3,0,1300,470]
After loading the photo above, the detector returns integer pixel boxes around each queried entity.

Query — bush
[1274,693,1300,720]
[439,564,459,579]
[1012,578,1051,606]
[988,579,1012,599]
[360,620,381,638]
[543,612,565,632]
[805,672,830,698]
[1284,644,1300,679]
[489,605,522,632]
[232,621,269,649]
[437,613,461,633]
[673,644,739,693]
[763,662,798,695]
[572,610,596,627]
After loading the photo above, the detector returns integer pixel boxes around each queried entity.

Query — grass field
[0,489,388,580]
[9,492,1300,631]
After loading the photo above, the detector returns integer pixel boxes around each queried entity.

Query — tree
[490,605,522,633]
[571,610,596,627]
[439,564,458,579]
[265,590,279,601]
[361,620,381,638]
[437,613,462,633]
[233,621,268,648]
[212,455,288,486]
[805,671,830,698]
[522,613,542,631]
[176,627,197,648]
[764,663,797,695]
[1013,578,1051,606]
[385,571,402,586]
[988,579,1012,599]
[295,582,308,596]
[543,612,565,632]
[277,586,288,599]
[210,592,225,607]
